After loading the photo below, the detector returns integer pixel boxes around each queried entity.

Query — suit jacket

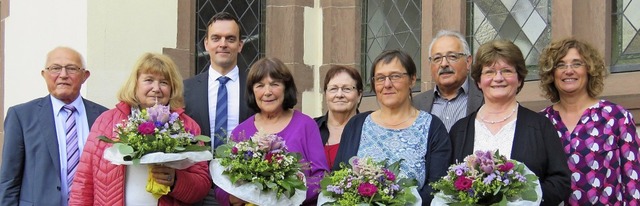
[184,69,254,147]
[0,95,107,206]
[412,77,483,116]
[449,105,571,206]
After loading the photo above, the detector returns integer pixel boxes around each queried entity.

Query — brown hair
[246,57,298,112]
[471,40,528,93]
[117,53,185,109]
[322,65,363,94]
[538,38,607,102]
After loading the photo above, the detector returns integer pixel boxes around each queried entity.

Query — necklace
[479,103,518,124]
[378,109,417,127]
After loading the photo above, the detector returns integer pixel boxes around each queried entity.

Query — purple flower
[138,122,155,135]
[146,104,171,124]
[327,185,344,194]
[244,150,254,160]
[455,169,464,176]
[503,179,510,185]
[168,112,179,124]
[483,173,496,184]
[358,182,378,197]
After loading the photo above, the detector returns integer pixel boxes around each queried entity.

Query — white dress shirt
[50,96,90,206]
[208,65,240,138]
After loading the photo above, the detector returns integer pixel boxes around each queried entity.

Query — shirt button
[446,117,450,120]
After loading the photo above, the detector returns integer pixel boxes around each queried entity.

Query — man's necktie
[214,76,231,149]
[63,105,79,189]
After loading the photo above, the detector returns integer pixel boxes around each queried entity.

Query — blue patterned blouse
[357,111,431,188]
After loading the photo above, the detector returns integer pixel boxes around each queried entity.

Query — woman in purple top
[539,38,640,205]
[215,57,329,206]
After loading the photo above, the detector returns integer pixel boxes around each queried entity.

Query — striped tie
[63,105,79,189]
[214,76,231,149]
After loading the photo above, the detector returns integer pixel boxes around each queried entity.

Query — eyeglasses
[481,68,517,78]
[46,64,83,74]
[429,53,467,64]
[372,73,408,83]
[326,86,357,94]
[554,62,584,70]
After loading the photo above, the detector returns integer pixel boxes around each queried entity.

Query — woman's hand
[151,165,176,186]
[229,195,248,206]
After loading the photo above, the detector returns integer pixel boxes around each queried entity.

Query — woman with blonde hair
[70,53,211,205]
[538,38,640,205]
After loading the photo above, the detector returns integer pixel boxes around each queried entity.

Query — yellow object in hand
[146,166,171,199]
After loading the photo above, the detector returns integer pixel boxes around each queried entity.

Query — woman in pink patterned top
[539,38,640,205]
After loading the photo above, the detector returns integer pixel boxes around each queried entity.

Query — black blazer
[449,105,571,206]
[183,68,254,145]
[0,95,107,206]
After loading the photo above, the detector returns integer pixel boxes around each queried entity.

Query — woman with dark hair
[314,65,363,168]
[333,49,451,204]
[539,38,640,205]
[449,40,571,206]
[215,57,329,206]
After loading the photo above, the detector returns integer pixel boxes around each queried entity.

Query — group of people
[0,11,638,206]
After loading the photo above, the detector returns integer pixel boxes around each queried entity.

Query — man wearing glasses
[0,47,107,206]
[413,30,484,131]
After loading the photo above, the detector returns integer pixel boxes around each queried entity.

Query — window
[195,0,265,74]
[612,0,640,72]
[467,0,551,80]
[362,0,421,93]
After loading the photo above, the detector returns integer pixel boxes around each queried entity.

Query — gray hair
[427,30,471,57]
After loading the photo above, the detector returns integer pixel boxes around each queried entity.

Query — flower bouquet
[430,150,542,206]
[318,157,421,206]
[99,104,212,197]
[210,130,307,206]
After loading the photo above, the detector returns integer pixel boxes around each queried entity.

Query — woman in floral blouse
[539,37,640,205]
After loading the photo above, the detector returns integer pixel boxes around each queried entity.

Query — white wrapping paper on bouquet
[431,164,543,206]
[210,159,307,206]
[103,145,213,169]
[317,186,422,206]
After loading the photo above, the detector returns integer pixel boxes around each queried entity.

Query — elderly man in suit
[0,47,108,206]
[184,12,254,206]
[413,30,483,131]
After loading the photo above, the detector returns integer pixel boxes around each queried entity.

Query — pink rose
[454,176,473,191]
[498,161,514,172]
[358,182,378,197]
[138,121,156,135]
[231,147,238,155]
[383,169,396,181]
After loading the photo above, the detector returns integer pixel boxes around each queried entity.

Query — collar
[208,65,239,83]
[50,95,83,116]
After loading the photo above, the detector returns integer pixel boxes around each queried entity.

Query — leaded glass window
[362,0,421,93]
[612,0,640,72]
[467,0,551,79]
[195,0,265,74]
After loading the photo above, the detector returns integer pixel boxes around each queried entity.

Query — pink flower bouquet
[318,157,421,206]
[431,150,542,205]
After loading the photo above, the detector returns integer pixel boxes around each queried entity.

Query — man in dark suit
[184,12,254,206]
[0,47,108,206]
[413,30,483,131]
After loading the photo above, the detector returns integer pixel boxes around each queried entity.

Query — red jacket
[69,102,211,205]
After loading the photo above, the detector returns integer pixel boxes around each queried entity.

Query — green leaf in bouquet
[97,135,119,143]
[116,143,134,155]
[215,144,232,158]
[520,188,538,201]
[184,144,210,152]
[525,174,538,182]
[265,181,277,189]
[132,158,140,165]
[194,135,211,142]
[387,159,404,175]
[174,146,186,151]
[253,182,264,191]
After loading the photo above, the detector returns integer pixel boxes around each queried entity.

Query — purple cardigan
[215,110,329,205]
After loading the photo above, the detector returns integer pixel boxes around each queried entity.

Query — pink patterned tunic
[541,100,640,205]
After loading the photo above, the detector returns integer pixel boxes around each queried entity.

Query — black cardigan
[333,111,451,205]
[449,105,571,206]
